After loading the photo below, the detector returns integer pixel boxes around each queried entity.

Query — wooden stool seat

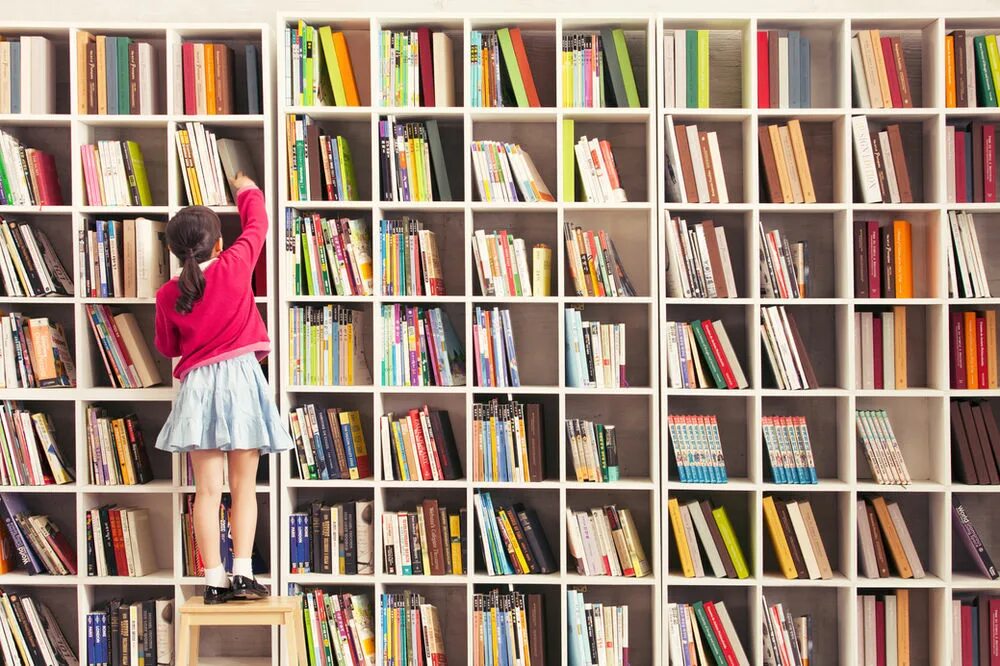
[177,596,306,666]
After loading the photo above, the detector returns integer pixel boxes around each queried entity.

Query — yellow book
[768,124,794,203]
[449,514,463,574]
[668,498,696,577]
[204,43,216,115]
[987,36,1000,99]
[712,505,749,579]
[111,418,134,485]
[988,310,998,388]
[346,410,368,478]
[498,510,530,573]
[697,30,710,108]
[787,119,817,203]
[762,496,798,579]
[96,36,108,115]
[318,26,347,106]
[532,244,552,297]
[894,305,908,389]
[869,29,893,108]
[563,118,575,202]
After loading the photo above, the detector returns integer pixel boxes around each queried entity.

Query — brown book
[305,120,322,201]
[325,408,351,479]
[952,401,982,484]
[890,37,913,108]
[870,496,913,578]
[784,311,820,388]
[797,500,834,579]
[954,31,969,107]
[86,41,98,115]
[674,125,698,203]
[527,594,546,664]
[758,126,783,203]
[699,131,719,203]
[865,501,891,577]
[76,31,95,114]
[774,498,809,578]
[870,133,891,201]
[886,125,913,203]
[421,499,447,576]
[768,124,794,203]
[768,30,780,108]
[881,226,896,297]
[128,42,139,114]
[893,305,907,388]
[778,125,804,203]
[959,401,992,485]
[701,499,737,578]
[977,402,1000,484]
[212,44,226,114]
[971,404,1000,484]
[699,220,729,298]
[525,403,544,482]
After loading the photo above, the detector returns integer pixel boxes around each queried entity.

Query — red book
[757,31,770,109]
[962,604,973,666]
[952,311,968,389]
[875,599,886,666]
[881,38,903,108]
[978,314,989,388]
[873,315,884,389]
[416,27,435,107]
[30,151,63,206]
[702,320,739,389]
[408,409,434,481]
[42,521,77,575]
[704,602,738,666]
[868,221,881,298]
[990,599,1000,665]
[985,123,997,203]
[182,42,197,115]
[508,28,540,107]
[956,129,968,203]
[109,508,129,575]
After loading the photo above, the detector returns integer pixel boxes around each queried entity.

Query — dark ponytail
[165,206,222,314]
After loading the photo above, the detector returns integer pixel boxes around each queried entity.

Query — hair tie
[186,248,196,260]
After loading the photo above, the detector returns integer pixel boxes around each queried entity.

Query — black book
[108,598,121,666]
[314,406,341,480]
[428,409,463,480]
[233,46,248,115]
[100,505,117,576]
[309,500,323,573]
[119,143,141,206]
[343,500,357,575]
[320,505,332,574]
[86,510,96,576]
[8,593,44,664]
[142,599,156,666]
[8,222,46,295]
[245,44,262,115]
[408,512,423,576]
[118,604,129,666]
[124,414,153,484]
[513,504,556,574]
[424,119,452,201]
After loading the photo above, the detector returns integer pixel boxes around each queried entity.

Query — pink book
[881,38,903,107]
[182,42,197,115]
[985,124,996,203]
[873,314,884,389]
[80,145,99,205]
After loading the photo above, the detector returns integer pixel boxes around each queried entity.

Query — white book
[778,37,789,108]
[963,212,991,297]
[888,501,925,578]
[885,592,898,666]
[715,227,738,298]
[946,125,957,203]
[686,124,709,203]
[137,41,156,115]
[694,224,717,298]
[714,602,750,666]
[674,33,686,108]
[850,36,871,108]
[763,307,796,389]
[707,131,729,204]
[664,34,675,111]
[777,306,808,388]
[857,501,879,578]
[953,600,963,666]
[957,212,983,297]
[588,137,614,202]
[714,320,748,389]
[883,311,896,389]
[949,211,974,297]
[967,35,977,108]
[432,32,454,107]
[851,115,882,203]
[685,501,725,577]
[664,116,686,203]
[664,218,687,297]
[379,417,393,481]
[761,321,787,390]
[574,139,598,203]
[879,131,900,204]
[667,604,683,665]
[678,504,704,577]
[786,501,821,579]
[859,311,874,389]
[22,36,55,115]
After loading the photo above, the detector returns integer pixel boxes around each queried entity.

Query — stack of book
[950,309,998,389]
[289,305,372,386]
[470,140,553,203]
[667,414,728,483]
[0,402,73,486]
[176,123,254,206]
[180,495,265,577]
[378,117,452,201]
[856,409,911,485]
[759,120,817,204]
[951,593,1000,665]
[852,118,914,204]
[286,116,359,201]
[0,493,76,575]
[0,36,55,113]
[86,304,162,389]
[664,318,747,390]
[561,29,641,108]
[564,222,636,297]
[380,304,463,387]
[287,405,372,481]
[950,399,1000,485]
[857,495,925,579]
[473,590,546,664]
[756,30,813,108]
[853,220,914,298]
[566,417,620,483]
[573,135,627,203]
[473,399,543,483]
[382,500,465,576]
[952,498,998,579]
[761,305,818,390]
[850,30,914,108]
[473,229,550,297]
[75,33,157,115]
[379,218,444,296]
[288,499,374,575]
[378,29,455,107]
[665,216,737,298]
[761,597,815,666]
[949,211,991,298]
[284,22,362,107]
[181,41,262,114]
[0,314,74,388]
[85,505,157,576]
[380,406,463,482]
[762,415,817,485]
[473,306,521,387]
[760,224,809,299]
[0,130,63,206]
[855,309,909,389]
[664,118,730,204]
[0,217,72,297]
[80,140,153,207]
[944,31,1000,107]
[567,590,630,666]
[86,407,153,486]
[470,28,541,107]
[762,495,834,580]
[858,592,911,666]
[668,498,749,579]
[86,598,173,666]
[475,492,556,575]
[564,308,628,388]
[947,122,999,202]
[663,30,712,108]
[379,593,447,665]
[80,217,168,298]
[664,600,748,666]
[286,214,373,296]
[292,588,375,666]
[566,503,650,578]
[0,591,77,665]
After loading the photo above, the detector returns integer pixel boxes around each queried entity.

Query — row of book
[380,593,446,665]
[0,492,76,575]
[573,135,628,203]
[858,495,927,579]
[0,130,62,206]
[951,399,1000,486]
[470,28,541,108]
[80,139,153,207]
[76,33,157,115]
[176,122,253,206]
[664,318,747,390]
[663,30,711,109]
[383,500,465,576]
[475,492,556,576]
[473,589,546,665]
[378,29,454,108]
[762,415,817,485]
[562,30,641,108]
[947,122,1000,203]
[0,402,72,486]
[763,495,834,580]
[762,597,815,666]
[566,503,650,578]
[756,30,813,109]
[288,305,372,386]
[85,505,157,577]
[293,587,375,666]
[851,29,914,109]
[284,22,363,107]
[379,218,443,296]
[181,42,262,115]
[853,219,915,298]
[668,414,728,483]
[568,590,630,666]
[664,600,748,666]
[668,497,750,579]
[86,304,162,389]
[287,405,372,481]
[852,118,914,204]
[664,217,738,298]
[79,217,168,298]
[378,117,452,202]
[564,308,628,388]
[565,223,635,297]
[288,499,374,575]
[855,308,909,390]
[950,310,999,390]
[759,224,808,299]
[567,417,620,483]
[0,591,77,666]
[86,598,174,666]
[380,406,463,482]
[856,409,911,485]
[949,211,991,298]
[379,304,462,387]
[945,31,1000,107]
[759,121,818,204]
[473,400,542,483]
[179,495,265,576]
[473,306,520,387]
[665,120,732,204]
[0,314,74,388]
[0,36,54,114]
[286,116,359,201]
[0,217,71,298]
[762,306,818,390]
[287,214,373,297]
[86,407,153,486]
[470,140,553,203]
[473,229,550,297]
[952,593,1000,666]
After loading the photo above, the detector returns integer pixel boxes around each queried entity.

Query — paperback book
[668,414,728,483]
[287,213,373,296]
[475,491,556,575]
[382,499,465,576]
[288,405,372,481]
[762,495,834,580]
[668,498,750,579]
[762,415,817,484]
[474,399,542,483]
[566,503,650,578]
[381,405,463,482]
[288,499,374,575]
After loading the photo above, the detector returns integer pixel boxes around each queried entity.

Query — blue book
[800,36,812,108]
[106,36,118,114]
[9,42,20,114]
[86,614,94,666]
[500,309,521,387]
[99,612,108,665]
[339,418,358,476]
[564,308,583,387]
[788,32,800,108]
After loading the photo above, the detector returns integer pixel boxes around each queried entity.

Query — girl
[154,172,292,604]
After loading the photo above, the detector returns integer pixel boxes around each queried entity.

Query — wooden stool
[177,596,307,666]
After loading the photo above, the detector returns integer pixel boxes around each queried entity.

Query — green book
[497,28,529,107]
[693,601,727,665]
[318,26,348,107]
[712,504,750,578]
[301,596,316,656]
[337,136,358,201]
[611,28,641,108]
[562,118,575,202]
[697,30,710,108]
[295,127,307,199]
[975,36,998,107]
[690,320,727,389]
[117,37,130,114]
[686,30,699,108]
[0,150,12,203]
[301,227,316,294]
[987,35,1000,102]
[125,141,152,205]
[291,214,302,295]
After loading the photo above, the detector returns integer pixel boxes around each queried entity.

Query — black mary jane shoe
[230,575,269,601]
[203,585,234,605]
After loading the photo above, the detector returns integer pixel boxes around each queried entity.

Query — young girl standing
[154,172,292,604]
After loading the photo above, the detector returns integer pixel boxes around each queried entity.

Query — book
[85,407,152,486]
[760,305,818,390]
[290,305,373,386]
[667,414,728,483]
[564,307,628,388]
[378,28,455,107]
[85,305,162,389]
[80,139,153,207]
[759,121,816,203]
[855,409,912,485]
[953,498,999,579]
[379,304,462,387]
[0,130,64,206]
[562,29,641,108]
[474,399,541,483]
[286,213,372,297]
[380,218,444,296]
[563,222,636,297]
[378,117,454,202]
[86,597,169,666]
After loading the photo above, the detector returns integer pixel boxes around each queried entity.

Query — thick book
[953,500,999,579]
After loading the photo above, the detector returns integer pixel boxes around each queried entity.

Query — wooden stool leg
[177,615,191,666]
[188,623,200,666]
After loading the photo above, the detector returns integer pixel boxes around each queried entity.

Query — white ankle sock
[232,557,253,579]
[204,563,229,589]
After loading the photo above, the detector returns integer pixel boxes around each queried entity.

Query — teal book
[686,30,699,108]
[693,602,727,665]
[975,36,998,107]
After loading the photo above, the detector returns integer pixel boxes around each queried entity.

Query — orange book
[332,32,361,106]
[27,318,57,383]
[204,43,217,114]
[892,220,913,298]
[893,305,908,388]
[945,34,957,108]
[965,311,979,389]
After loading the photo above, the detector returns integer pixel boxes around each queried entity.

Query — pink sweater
[155,187,270,380]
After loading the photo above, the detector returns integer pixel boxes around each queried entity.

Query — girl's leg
[227,449,260,579]
[190,450,227,588]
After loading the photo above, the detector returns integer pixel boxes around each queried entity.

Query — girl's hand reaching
[229,171,257,193]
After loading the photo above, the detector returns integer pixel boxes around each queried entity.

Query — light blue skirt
[155,352,293,454]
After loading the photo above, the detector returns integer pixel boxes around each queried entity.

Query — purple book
[953,500,999,579]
